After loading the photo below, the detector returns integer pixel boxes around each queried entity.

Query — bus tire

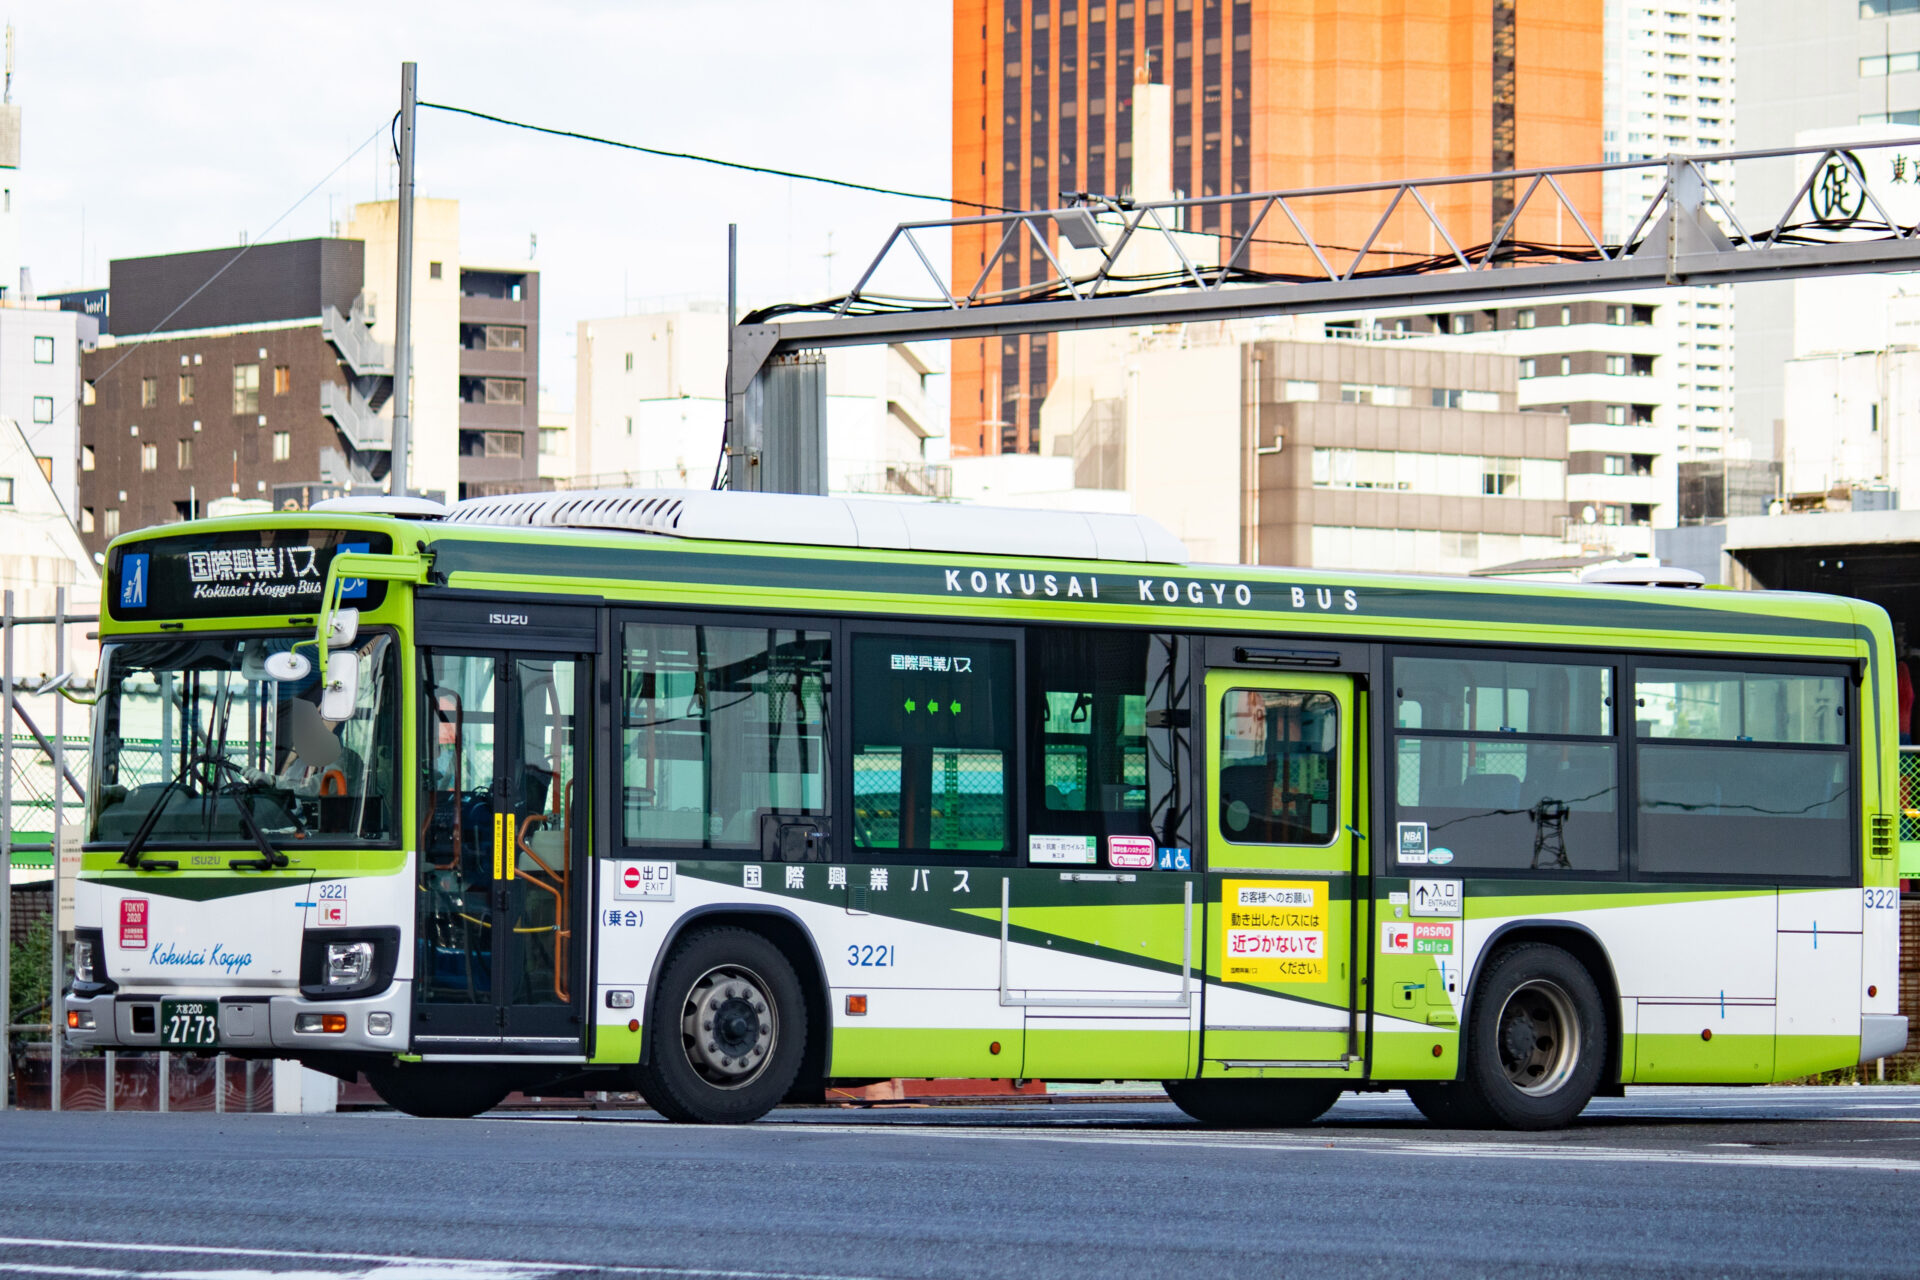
[366,1063,510,1119]
[1456,942,1606,1131]
[1163,1078,1342,1128]
[636,926,807,1125]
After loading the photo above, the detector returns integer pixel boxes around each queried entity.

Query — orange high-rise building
[950,0,1602,456]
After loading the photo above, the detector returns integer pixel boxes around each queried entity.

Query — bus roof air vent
[1579,564,1706,589]
[442,488,1190,566]
[311,496,449,520]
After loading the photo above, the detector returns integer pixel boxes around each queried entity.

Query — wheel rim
[679,963,778,1089]
[1494,978,1580,1096]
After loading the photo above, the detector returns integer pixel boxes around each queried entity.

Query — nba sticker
[120,899,149,949]
[1397,822,1429,865]
[1222,880,1328,982]
[1108,835,1156,869]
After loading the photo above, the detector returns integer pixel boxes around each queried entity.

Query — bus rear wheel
[635,926,808,1125]
[1164,1078,1342,1128]
[366,1062,510,1119]
[1454,942,1606,1131]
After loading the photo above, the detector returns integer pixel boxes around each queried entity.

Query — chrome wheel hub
[1495,978,1580,1097]
[681,964,776,1089]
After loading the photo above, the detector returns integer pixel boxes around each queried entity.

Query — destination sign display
[109,528,394,621]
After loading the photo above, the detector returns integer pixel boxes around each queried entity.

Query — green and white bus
[65,490,1906,1128]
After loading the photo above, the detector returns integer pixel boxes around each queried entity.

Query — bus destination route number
[160,999,219,1048]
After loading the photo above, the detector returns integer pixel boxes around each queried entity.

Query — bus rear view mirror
[264,651,312,683]
[319,659,360,723]
[327,608,360,649]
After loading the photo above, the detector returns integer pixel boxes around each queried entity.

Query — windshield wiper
[117,753,289,871]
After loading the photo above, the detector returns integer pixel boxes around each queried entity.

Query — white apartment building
[1601,0,1737,461]
[0,301,85,520]
[1736,0,1920,456]
[572,309,946,495]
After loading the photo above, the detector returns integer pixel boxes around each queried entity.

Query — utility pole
[389,61,418,497]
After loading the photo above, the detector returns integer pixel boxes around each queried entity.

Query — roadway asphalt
[2,1085,1917,1280]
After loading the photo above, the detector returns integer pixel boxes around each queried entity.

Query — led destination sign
[110,529,393,620]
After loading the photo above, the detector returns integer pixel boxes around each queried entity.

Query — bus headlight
[71,936,98,985]
[326,941,374,988]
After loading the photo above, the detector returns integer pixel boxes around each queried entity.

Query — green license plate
[160,999,219,1048]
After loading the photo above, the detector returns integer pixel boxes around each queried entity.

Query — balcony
[459,345,532,379]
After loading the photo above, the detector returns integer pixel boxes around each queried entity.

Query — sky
[14,1,954,411]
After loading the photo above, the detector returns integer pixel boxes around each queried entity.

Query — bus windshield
[89,633,399,849]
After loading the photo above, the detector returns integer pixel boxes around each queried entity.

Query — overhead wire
[75,117,396,412]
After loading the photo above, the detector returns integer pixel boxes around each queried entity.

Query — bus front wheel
[1454,942,1606,1131]
[635,926,808,1124]
[1163,1078,1342,1127]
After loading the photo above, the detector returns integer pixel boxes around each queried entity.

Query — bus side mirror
[319,658,360,723]
[327,608,360,649]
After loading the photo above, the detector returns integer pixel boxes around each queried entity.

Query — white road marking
[505,1119,1920,1174]
[0,1241,889,1280]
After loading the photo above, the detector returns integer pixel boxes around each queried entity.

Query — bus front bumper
[63,982,411,1056]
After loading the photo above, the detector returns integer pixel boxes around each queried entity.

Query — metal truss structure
[727,137,1920,491]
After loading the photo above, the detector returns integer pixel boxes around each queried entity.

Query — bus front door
[1200,670,1365,1081]
[415,648,590,1052]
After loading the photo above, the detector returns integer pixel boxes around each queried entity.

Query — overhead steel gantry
[725,137,1920,492]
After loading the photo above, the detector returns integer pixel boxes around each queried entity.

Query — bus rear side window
[1634,665,1850,878]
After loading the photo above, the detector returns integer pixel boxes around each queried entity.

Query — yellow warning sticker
[1222,879,1328,983]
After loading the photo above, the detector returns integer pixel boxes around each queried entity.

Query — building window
[1483,457,1521,496]
[0,477,12,506]
[1284,379,1319,401]
[1517,309,1536,329]
[273,365,292,397]
[625,415,634,437]
[539,427,565,456]
[1449,314,1473,335]
[81,508,94,534]
[176,438,193,469]
[1560,306,1573,325]
[104,509,120,538]
[82,381,96,406]
[484,430,522,457]
[1519,358,1537,379]
[429,261,443,280]
[31,396,53,424]
[139,443,158,472]
[177,373,195,405]
[81,446,95,472]
[1560,356,1572,376]
[32,336,52,364]
[624,352,635,373]
[1604,454,1627,475]
[1606,354,1628,376]
[1607,305,1629,325]
[232,364,260,414]
[484,378,526,405]
[272,431,291,462]
[140,377,159,408]
[485,325,526,351]
[1605,405,1628,425]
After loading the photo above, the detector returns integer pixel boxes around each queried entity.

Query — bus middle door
[1201,669,1365,1082]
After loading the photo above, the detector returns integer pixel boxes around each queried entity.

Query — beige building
[1035,322,1577,574]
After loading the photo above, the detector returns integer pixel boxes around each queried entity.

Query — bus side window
[1633,664,1850,879]
[1027,628,1190,857]
[850,632,1016,859]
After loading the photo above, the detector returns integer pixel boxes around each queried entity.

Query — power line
[77,117,394,403]
[419,102,1018,213]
